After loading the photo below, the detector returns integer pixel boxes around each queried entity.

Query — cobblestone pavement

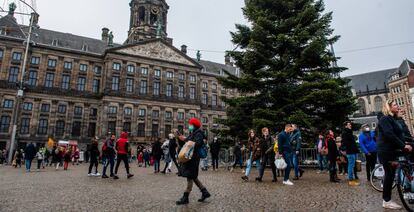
[0,163,406,212]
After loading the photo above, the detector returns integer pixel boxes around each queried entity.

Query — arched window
[358,99,366,115]
[374,96,383,112]
[138,7,145,24]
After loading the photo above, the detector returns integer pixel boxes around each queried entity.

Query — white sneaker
[242,169,245,174]
[316,170,321,174]
[88,173,93,177]
[382,200,402,210]
[283,180,294,186]
[94,172,101,176]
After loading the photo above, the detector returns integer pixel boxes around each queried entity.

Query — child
[137,151,144,167]
[63,148,71,170]
[36,149,44,171]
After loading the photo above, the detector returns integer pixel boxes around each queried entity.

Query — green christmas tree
[218,0,356,140]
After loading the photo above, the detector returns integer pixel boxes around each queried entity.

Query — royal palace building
[0,0,239,149]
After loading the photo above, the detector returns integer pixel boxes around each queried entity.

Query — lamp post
[7,11,38,164]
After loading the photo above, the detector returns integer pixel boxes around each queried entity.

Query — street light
[7,7,39,164]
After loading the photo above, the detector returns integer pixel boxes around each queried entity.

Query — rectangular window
[112,76,119,91]
[137,123,145,137]
[90,108,98,117]
[8,67,19,83]
[23,102,33,111]
[77,77,86,91]
[37,119,48,135]
[166,71,173,79]
[123,122,131,133]
[178,112,184,120]
[202,93,208,104]
[202,82,208,89]
[190,87,196,99]
[166,84,173,97]
[212,83,217,90]
[190,113,196,118]
[92,79,100,93]
[127,65,135,73]
[20,118,30,134]
[154,69,161,77]
[71,121,81,137]
[63,61,72,70]
[45,73,55,88]
[12,52,22,61]
[124,107,132,116]
[140,80,147,95]
[141,67,148,75]
[202,117,208,124]
[79,64,88,72]
[165,111,172,119]
[152,124,159,137]
[41,104,50,112]
[61,75,71,90]
[0,116,11,133]
[108,106,118,114]
[31,56,40,65]
[94,66,102,74]
[0,49,3,59]
[112,62,121,71]
[212,95,217,106]
[74,106,83,116]
[88,123,96,137]
[139,109,146,117]
[55,120,65,136]
[178,73,185,81]
[153,82,160,96]
[178,85,184,98]
[126,78,134,93]
[222,99,226,107]
[190,75,196,82]
[28,70,37,86]
[152,110,159,118]
[108,121,116,134]
[58,105,66,114]
[3,99,14,108]
[47,59,57,68]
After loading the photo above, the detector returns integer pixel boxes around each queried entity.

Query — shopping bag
[178,141,195,163]
[275,157,287,170]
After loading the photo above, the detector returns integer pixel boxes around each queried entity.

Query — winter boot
[198,188,211,202]
[176,192,189,205]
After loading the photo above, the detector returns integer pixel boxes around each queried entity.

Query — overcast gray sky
[4,0,414,76]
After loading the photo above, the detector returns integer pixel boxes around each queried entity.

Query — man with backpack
[102,134,116,178]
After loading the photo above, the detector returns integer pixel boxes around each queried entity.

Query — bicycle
[394,153,414,212]
[370,164,397,192]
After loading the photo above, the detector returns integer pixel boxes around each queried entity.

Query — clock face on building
[151,7,159,15]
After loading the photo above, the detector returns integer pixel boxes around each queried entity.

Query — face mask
[189,125,194,132]
[364,127,370,132]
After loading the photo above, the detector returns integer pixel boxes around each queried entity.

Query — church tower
[126,0,169,44]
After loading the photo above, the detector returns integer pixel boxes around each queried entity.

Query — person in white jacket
[36,149,44,170]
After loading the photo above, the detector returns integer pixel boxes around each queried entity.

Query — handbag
[178,141,195,163]
[275,157,287,170]
[320,140,329,156]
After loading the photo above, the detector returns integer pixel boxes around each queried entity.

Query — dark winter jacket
[327,136,339,162]
[210,140,221,157]
[104,138,116,156]
[233,143,242,158]
[168,138,177,158]
[377,115,406,155]
[24,143,36,160]
[151,140,162,160]
[397,118,413,143]
[261,135,275,158]
[290,129,302,152]
[341,128,359,155]
[278,131,292,154]
[89,142,100,159]
[180,128,205,179]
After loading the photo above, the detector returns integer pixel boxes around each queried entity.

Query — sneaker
[316,170,321,174]
[168,169,172,173]
[283,180,294,186]
[293,176,299,180]
[230,167,234,172]
[382,200,402,210]
[102,175,109,179]
[113,175,119,179]
[88,173,93,177]
[127,174,134,179]
[339,173,344,176]
[348,180,360,186]
[94,172,101,177]
[242,169,245,174]
[241,176,249,181]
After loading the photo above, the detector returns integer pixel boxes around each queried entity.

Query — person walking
[24,142,36,172]
[102,134,116,178]
[201,139,209,171]
[231,141,243,172]
[210,137,221,171]
[151,138,162,173]
[358,124,377,181]
[72,147,80,165]
[35,148,44,171]
[161,139,171,174]
[113,132,134,179]
[176,118,211,205]
[378,100,412,209]
[63,148,71,170]
[316,133,327,173]
[168,133,179,172]
[256,127,277,182]
[291,124,304,180]
[143,149,150,168]
[341,121,360,186]
[88,138,100,176]
[278,124,294,186]
[241,129,262,181]
[326,130,340,183]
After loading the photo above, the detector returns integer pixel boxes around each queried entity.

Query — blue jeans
[25,159,32,171]
[293,153,300,177]
[245,153,261,177]
[102,154,115,176]
[154,159,160,172]
[283,152,293,181]
[347,154,356,180]
[317,154,327,171]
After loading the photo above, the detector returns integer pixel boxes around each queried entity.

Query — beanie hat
[189,118,201,128]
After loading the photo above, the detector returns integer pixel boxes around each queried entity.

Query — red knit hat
[189,118,202,128]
